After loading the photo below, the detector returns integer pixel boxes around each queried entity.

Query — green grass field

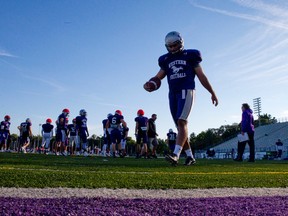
[1,153,288,189]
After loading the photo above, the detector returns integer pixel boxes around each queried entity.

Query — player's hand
[211,94,218,106]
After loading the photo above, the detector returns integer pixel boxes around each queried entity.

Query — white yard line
[0,187,287,199]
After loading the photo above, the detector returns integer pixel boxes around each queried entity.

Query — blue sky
[1,0,288,139]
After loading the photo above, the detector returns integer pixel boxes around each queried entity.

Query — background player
[102,113,112,157]
[55,108,70,156]
[106,110,127,158]
[41,118,54,154]
[76,109,89,156]
[135,109,148,159]
[0,115,11,152]
[167,128,177,154]
[67,118,79,155]
[18,118,32,153]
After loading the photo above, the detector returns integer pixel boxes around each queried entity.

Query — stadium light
[253,97,262,126]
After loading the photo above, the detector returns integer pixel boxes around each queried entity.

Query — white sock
[185,149,194,159]
[173,145,183,158]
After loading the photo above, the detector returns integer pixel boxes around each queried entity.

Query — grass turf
[0,153,287,189]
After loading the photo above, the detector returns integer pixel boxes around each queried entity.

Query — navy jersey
[167,132,177,142]
[158,49,202,92]
[76,116,88,133]
[42,123,54,133]
[67,124,78,136]
[108,114,123,129]
[57,113,67,130]
[19,122,31,137]
[135,116,148,132]
[0,121,10,132]
[121,127,129,139]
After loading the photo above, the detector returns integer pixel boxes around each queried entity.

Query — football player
[167,128,177,154]
[55,108,70,156]
[102,113,112,157]
[135,109,148,159]
[76,109,89,156]
[18,118,32,153]
[144,31,218,166]
[106,110,127,158]
[0,115,11,152]
[67,118,79,156]
[120,125,129,158]
[41,118,54,154]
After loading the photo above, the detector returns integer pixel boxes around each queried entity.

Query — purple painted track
[1,196,287,216]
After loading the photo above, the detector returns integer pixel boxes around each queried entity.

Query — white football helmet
[107,113,113,118]
[79,109,87,116]
[165,31,184,54]
[169,129,173,133]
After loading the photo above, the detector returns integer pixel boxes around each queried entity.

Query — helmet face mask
[165,31,184,54]
[62,108,70,116]
[79,109,87,116]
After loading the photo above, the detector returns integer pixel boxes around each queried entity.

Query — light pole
[253,97,262,126]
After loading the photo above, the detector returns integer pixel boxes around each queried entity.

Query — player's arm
[194,65,218,106]
[28,126,32,137]
[135,122,138,135]
[120,119,127,128]
[105,120,110,130]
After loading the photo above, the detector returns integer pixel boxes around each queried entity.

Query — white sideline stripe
[0,187,288,199]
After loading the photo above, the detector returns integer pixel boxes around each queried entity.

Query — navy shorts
[169,89,195,126]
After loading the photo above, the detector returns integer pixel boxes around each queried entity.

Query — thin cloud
[0,49,18,58]
[189,0,288,30]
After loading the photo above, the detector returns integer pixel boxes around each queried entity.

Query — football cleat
[184,157,196,166]
[165,153,178,165]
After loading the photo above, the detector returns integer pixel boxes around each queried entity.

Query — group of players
[0,108,178,158]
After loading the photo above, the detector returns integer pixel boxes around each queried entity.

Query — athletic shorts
[110,129,121,144]
[169,89,195,126]
[56,129,67,142]
[136,132,148,144]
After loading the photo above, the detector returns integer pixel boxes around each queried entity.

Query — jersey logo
[171,65,183,73]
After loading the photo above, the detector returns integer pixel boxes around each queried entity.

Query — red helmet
[46,118,52,123]
[115,110,122,115]
[137,109,144,116]
[62,108,70,114]
[4,115,10,121]
[72,118,76,123]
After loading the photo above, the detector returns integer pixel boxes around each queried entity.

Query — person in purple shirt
[0,115,11,152]
[76,109,89,156]
[135,109,148,159]
[106,110,127,158]
[144,31,218,166]
[41,118,54,154]
[234,103,255,162]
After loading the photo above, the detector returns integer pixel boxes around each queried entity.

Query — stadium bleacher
[211,122,288,159]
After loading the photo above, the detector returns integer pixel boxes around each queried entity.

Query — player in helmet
[18,118,32,153]
[147,114,159,159]
[102,113,112,157]
[76,109,89,156]
[167,128,177,154]
[120,125,129,158]
[135,109,149,159]
[67,118,79,155]
[106,110,127,158]
[55,108,70,156]
[0,115,11,152]
[144,31,218,166]
[41,118,54,154]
